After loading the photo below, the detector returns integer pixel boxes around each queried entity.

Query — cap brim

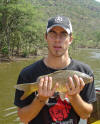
[46,24,71,34]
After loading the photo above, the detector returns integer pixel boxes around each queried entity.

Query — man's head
[46,15,72,36]
[45,15,73,57]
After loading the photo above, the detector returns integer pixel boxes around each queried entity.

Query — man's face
[46,26,72,57]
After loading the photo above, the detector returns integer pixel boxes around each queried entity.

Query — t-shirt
[14,58,96,124]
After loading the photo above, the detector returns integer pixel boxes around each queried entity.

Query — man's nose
[55,34,61,42]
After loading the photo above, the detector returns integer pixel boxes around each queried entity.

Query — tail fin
[20,89,34,100]
[14,82,38,100]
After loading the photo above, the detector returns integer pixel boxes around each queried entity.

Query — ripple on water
[90,51,100,59]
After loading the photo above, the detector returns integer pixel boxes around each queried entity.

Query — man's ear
[45,33,47,41]
[69,35,73,45]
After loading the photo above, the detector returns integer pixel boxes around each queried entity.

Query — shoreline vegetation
[0,47,47,63]
[0,47,100,63]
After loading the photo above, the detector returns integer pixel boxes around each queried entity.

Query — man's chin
[48,48,66,57]
[52,52,65,57]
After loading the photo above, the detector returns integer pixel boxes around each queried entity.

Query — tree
[0,0,45,58]
[94,31,100,48]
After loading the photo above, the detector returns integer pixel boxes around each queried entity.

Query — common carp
[15,70,93,100]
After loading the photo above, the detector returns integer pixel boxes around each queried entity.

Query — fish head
[84,76,93,84]
[78,72,93,84]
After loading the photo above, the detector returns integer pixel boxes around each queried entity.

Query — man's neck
[44,54,71,69]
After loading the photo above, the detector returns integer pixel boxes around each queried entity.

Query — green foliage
[0,0,45,57]
[22,50,29,58]
[0,0,100,58]
[1,46,8,56]
[31,0,100,49]
[93,31,100,48]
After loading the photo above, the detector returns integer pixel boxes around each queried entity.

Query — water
[0,57,41,124]
[71,48,100,88]
[95,0,100,3]
[0,48,100,124]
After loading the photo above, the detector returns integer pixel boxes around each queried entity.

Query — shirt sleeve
[80,73,96,103]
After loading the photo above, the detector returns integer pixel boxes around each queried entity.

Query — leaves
[0,0,45,57]
[0,0,100,58]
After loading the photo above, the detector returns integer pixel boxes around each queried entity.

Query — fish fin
[14,82,38,91]
[20,89,33,100]
[14,82,38,100]
[49,70,63,75]
[59,92,66,101]
[20,83,38,100]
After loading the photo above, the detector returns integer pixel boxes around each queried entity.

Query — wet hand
[38,76,58,98]
[66,74,85,96]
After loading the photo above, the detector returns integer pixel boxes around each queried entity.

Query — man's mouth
[54,46,62,50]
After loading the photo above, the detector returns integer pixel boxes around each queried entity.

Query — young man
[14,15,96,124]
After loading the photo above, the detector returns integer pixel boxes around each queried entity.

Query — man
[14,15,96,124]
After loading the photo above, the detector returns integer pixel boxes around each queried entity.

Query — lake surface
[0,48,100,124]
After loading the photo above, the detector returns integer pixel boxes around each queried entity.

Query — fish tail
[20,90,33,100]
[20,83,38,100]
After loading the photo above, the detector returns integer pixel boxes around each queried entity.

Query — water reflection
[90,51,100,59]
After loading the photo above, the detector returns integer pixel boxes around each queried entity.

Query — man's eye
[62,32,68,37]
[49,31,56,36]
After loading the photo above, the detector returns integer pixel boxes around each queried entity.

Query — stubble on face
[48,45,68,57]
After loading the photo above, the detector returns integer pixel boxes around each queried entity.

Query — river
[0,48,100,124]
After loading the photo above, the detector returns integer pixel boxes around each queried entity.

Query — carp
[14,70,93,100]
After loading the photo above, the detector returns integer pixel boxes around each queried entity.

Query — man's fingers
[79,77,85,91]
[70,77,75,90]
[66,75,84,96]
[67,76,75,91]
[43,76,48,91]
[38,78,44,94]
[73,74,80,90]
[47,77,52,91]
[38,76,56,97]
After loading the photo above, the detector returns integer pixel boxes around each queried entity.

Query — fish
[14,70,93,100]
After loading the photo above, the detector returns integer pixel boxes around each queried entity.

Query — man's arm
[17,76,58,123]
[68,94,93,119]
[17,95,47,123]
[66,74,93,119]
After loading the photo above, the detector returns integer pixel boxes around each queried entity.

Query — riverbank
[0,47,100,63]
[0,55,42,63]
[0,48,47,63]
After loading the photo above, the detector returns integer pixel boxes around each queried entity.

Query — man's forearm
[18,96,48,123]
[68,94,93,119]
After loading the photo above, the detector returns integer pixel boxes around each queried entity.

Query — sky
[95,0,100,2]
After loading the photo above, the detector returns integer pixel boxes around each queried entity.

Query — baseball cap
[46,15,72,35]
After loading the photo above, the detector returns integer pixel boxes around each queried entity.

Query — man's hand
[38,76,58,99]
[65,74,93,119]
[17,76,58,123]
[66,74,85,96]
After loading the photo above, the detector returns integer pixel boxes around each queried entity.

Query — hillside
[32,0,100,43]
